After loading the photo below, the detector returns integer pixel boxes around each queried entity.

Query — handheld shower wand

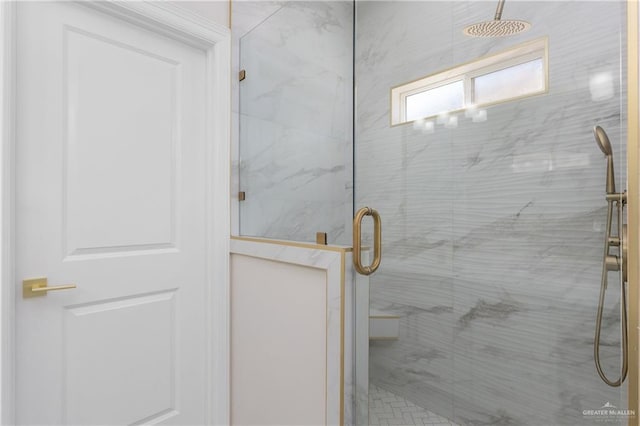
[593,125,628,387]
[594,125,616,194]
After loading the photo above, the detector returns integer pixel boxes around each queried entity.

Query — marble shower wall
[235,1,353,244]
[356,1,628,425]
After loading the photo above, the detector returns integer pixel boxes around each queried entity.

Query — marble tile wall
[233,1,353,245]
[356,1,629,425]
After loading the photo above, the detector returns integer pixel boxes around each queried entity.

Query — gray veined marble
[457,297,523,330]
[236,1,353,245]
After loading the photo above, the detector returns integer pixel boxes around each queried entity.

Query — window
[473,58,544,105]
[405,80,464,122]
[390,37,548,126]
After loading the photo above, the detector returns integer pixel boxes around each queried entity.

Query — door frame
[0,1,231,424]
[628,1,639,422]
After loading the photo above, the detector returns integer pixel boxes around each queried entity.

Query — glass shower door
[354,1,630,425]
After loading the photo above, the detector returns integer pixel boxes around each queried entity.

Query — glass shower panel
[355,0,457,422]
[355,1,628,425]
[238,1,353,244]
[450,2,627,424]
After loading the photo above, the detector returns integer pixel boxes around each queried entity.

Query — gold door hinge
[316,232,327,245]
[238,191,246,201]
[239,70,246,81]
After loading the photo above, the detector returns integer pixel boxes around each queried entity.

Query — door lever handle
[23,277,76,298]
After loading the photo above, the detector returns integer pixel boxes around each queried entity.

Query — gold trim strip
[325,260,329,426]
[316,232,328,245]
[231,235,353,253]
[340,251,345,426]
[627,0,639,422]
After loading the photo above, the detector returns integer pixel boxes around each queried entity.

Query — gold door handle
[23,277,76,298]
[353,207,382,275]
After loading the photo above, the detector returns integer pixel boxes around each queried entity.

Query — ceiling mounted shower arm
[462,0,531,38]
[494,0,505,21]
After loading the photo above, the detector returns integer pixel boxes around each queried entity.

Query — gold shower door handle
[23,277,76,298]
[353,207,382,275]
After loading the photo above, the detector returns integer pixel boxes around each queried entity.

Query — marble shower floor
[369,385,459,426]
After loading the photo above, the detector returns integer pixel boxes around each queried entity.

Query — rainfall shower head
[463,0,531,38]
[463,20,531,38]
[594,125,613,156]
[593,125,616,194]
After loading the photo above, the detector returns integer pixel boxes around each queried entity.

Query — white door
[15,2,213,424]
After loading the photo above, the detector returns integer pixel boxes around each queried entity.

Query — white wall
[230,238,349,425]
[231,254,327,425]
[170,1,229,27]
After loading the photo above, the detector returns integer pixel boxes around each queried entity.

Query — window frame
[390,37,549,126]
